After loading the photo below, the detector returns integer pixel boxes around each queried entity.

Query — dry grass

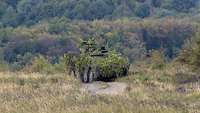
[0,63,199,113]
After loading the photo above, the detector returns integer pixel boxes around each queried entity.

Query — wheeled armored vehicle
[68,38,130,83]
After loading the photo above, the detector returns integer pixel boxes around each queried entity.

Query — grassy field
[0,63,199,113]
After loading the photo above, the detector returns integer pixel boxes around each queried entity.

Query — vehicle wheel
[116,72,120,78]
[83,68,89,83]
[123,68,129,76]
[72,70,76,78]
[88,70,94,83]
[75,69,80,78]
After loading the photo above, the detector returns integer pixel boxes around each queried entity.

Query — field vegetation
[0,60,199,113]
[0,0,200,113]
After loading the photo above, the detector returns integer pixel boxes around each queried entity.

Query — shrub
[190,33,200,68]
[0,48,8,71]
[180,32,200,70]
[29,54,70,74]
[53,54,70,73]
[0,61,9,72]
[48,18,69,34]
[30,55,53,73]
[149,50,166,69]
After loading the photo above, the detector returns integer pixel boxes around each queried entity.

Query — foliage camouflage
[68,38,130,83]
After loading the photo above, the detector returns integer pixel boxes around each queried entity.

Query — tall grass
[0,61,199,113]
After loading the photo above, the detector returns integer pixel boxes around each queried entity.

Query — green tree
[4,0,19,8]
[189,32,200,69]
[135,4,151,18]
[2,6,18,27]
[151,0,162,7]
[112,4,133,18]
[0,1,7,18]
[88,0,112,20]
[149,50,166,69]
[179,32,200,70]
[171,0,197,12]
[17,0,42,25]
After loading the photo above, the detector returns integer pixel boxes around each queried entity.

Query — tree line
[0,17,198,71]
[0,0,199,27]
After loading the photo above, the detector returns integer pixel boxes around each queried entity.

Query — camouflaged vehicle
[68,38,130,83]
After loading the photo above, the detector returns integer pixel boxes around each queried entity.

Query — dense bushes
[0,17,198,71]
[141,19,196,58]
[28,55,69,74]
[135,4,151,18]
[171,0,198,12]
[0,25,79,71]
[0,0,199,74]
[179,31,200,70]
[151,0,162,7]
[149,50,166,69]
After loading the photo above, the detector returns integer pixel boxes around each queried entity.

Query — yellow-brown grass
[0,63,199,113]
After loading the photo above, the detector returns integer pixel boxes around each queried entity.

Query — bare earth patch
[81,82,128,95]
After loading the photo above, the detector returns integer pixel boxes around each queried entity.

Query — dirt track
[81,82,128,95]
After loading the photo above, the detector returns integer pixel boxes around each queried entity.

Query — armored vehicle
[69,38,130,83]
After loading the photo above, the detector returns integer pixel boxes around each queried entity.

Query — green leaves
[179,31,200,70]
[1,0,200,26]
[171,0,197,12]
[75,49,129,78]
[135,4,151,18]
